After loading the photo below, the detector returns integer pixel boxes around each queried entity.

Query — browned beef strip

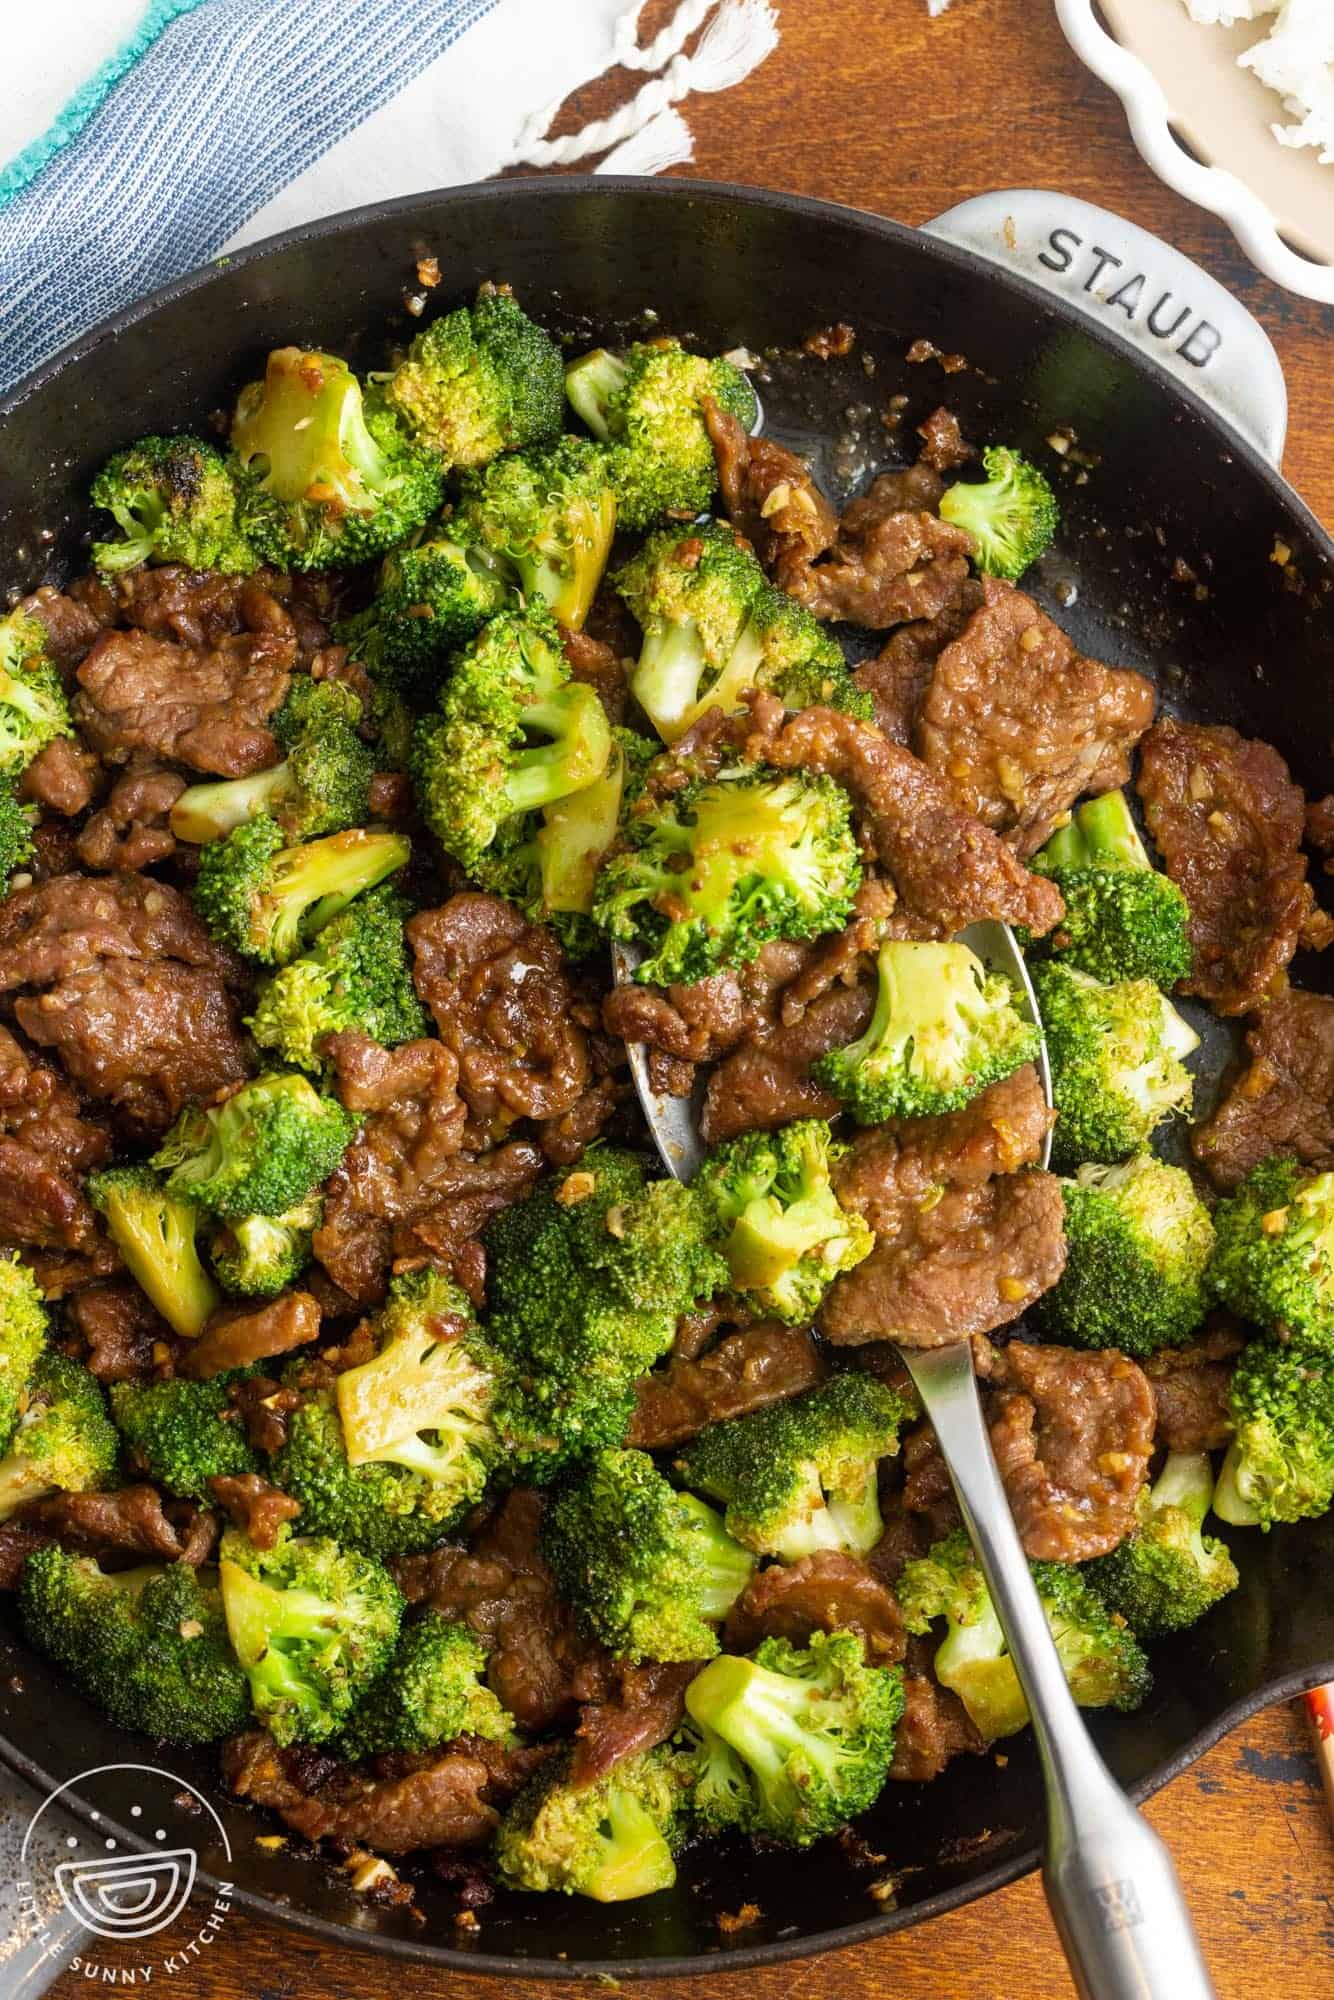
[20,585,111,675]
[723,1551,905,1664]
[1137,719,1315,1015]
[629,1324,827,1449]
[323,1033,468,1215]
[865,1493,929,1589]
[408,894,590,1128]
[561,622,629,727]
[208,1473,302,1550]
[0,1024,110,1250]
[986,1340,1154,1561]
[784,478,976,630]
[66,1280,172,1384]
[228,1734,534,1853]
[1192,990,1334,1189]
[1143,1324,1242,1452]
[23,1239,123,1298]
[602,939,815,1069]
[181,1292,322,1380]
[20,740,99,818]
[889,1674,985,1782]
[74,626,294,775]
[537,1075,624,1167]
[701,982,872,1145]
[16,1487,218,1564]
[0,1523,55,1589]
[917,579,1156,857]
[76,766,185,872]
[741,695,1065,939]
[570,1660,700,1788]
[229,1375,303,1456]
[703,399,839,588]
[833,1066,1054,1232]
[916,406,972,474]
[0,872,239,990]
[854,581,984,745]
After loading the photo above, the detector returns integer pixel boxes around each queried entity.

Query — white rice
[1179,0,1334,163]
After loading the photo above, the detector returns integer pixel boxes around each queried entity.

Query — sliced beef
[561,623,628,726]
[889,1673,985,1782]
[74,626,293,775]
[986,1339,1154,1561]
[833,1066,1054,1232]
[0,1522,55,1590]
[854,582,984,745]
[181,1292,322,1381]
[1144,1325,1242,1453]
[0,873,238,990]
[784,475,975,630]
[536,1074,624,1167]
[323,1033,468,1217]
[390,1140,546,1297]
[21,585,111,675]
[603,939,814,1069]
[23,1239,123,1299]
[16,1486,218,1565]
[66,1280,171,1384]
[20,740,99,818]
[916,406,972,474]
[723,1551,905,1664]
[229,1735,533,1853]
[408,894,590,1128]
[703,399,838,588]
[111,568,309,654]
[917,579,1156,857]
[75,767,185,873]
[0,1025,111,1251]
[570,1660,699,1788]
[208,1473,302,1549]
[1137,718,1315,1015]
[701,982,872,1145]
[629,1323,827,1449]
[1192,990,1334,1189]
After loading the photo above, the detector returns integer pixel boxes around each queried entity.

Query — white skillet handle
[924,190,1287,468]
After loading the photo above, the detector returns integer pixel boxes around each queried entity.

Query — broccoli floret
[594,765,861,988]
[1084,1451,1239,1636]
[1213,1339,1334,1528]
[231,348,443,569]
[814,938,1040,1125]
[0,1352,118,1519]
[565,341,758,529]
[336,1612,512,1761]
[384,288,564,466]
[0,609,73,776]
[456,437,618,632]
[897,1528,1151,1741]
[412,610,611,874]
[337,535,512,701]
[1033,1156,1215,1357]
[938,445,1057,582]
[0,1254,50,1454]
[90,434,257,575]
[170,679,374,846]
[564,1163,728,1318]
[543,1448,754,1663]
[87,1165,219,1341]
[496,1744,690,1902]
[110,1374,257,1501]
[153,1072,355,1222]
[209,1198,321,1298]
[695,1119,873,1323]
[247,885,427,1073]
[1032,790,1192,988]
[678,1375,911,1561]
[219,1525,402,1745]
[1033,960,1199,1170]
[683,1629,904,1846]
[0,782,36,894]
[193,813,410,965]
[1209,1155,1334,1345]
[20,1549,249,1743]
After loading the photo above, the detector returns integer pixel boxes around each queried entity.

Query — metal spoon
[614,919,1214,2000]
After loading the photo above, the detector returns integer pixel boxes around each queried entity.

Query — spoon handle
[902,1340,1215,2000]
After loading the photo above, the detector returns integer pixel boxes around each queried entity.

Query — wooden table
[48,3,1334,1995]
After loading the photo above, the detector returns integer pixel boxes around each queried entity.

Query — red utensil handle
[1303,1686,1334,1831]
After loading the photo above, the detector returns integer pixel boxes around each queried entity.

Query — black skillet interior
[0,179,1332,1977]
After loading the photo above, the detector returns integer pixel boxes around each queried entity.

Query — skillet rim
[1,172,1332,1978]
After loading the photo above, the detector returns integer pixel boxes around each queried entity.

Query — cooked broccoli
[412,610,611,874]
[0,1254,50,1454]
[0,781,36,891]
[336,1613,513,1761]
[1085,1451,1239,1636]
[543,1448,755,1663]
[219,1526,402,1745]
[678,1375,911,1562]
[528,726,657,955]
[231,348,443,569]
[938,445,1057,582]
[275,1272,505,1556]
[209,1198,321,1298]
[1033,1156,1215,1357]
[87,1165,219,1341]
[814,938,1040,1126]
[170,679,374,845]
[496,1744,691,1902]
[336,534,512,701]
[897,1528,1151,1741]
[0,1353,118,1520]
[456,436,618,632]
[90,434,257,575]
[383,287,564,466]
[0,608,73,776]
[562,1159,728,1318]
[695,1119,873,1323]
[683,1630,904,1846]
[1032,960,1199,1170]
[1209,1156,1334,1346]
[564,339,758,529]
[593,765,861,988]
[153,1072,355,1221]
[1213,1339,1334,1528]
[1032,790,1191,988]
[193,814,410,965]
[20,1549,250,1743]
[247,885,427,1073]
[110,1374,257,1501]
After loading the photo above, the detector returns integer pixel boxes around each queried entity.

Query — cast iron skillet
[0,178,1332,1979]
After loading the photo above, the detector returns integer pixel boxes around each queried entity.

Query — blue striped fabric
[0,0,498,399]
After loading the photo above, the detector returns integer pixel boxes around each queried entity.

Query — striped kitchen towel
[0,0,779,400]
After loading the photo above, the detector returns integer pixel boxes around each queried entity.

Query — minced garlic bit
[555,1170,596,1207]
[1260,1206,1290,1236]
